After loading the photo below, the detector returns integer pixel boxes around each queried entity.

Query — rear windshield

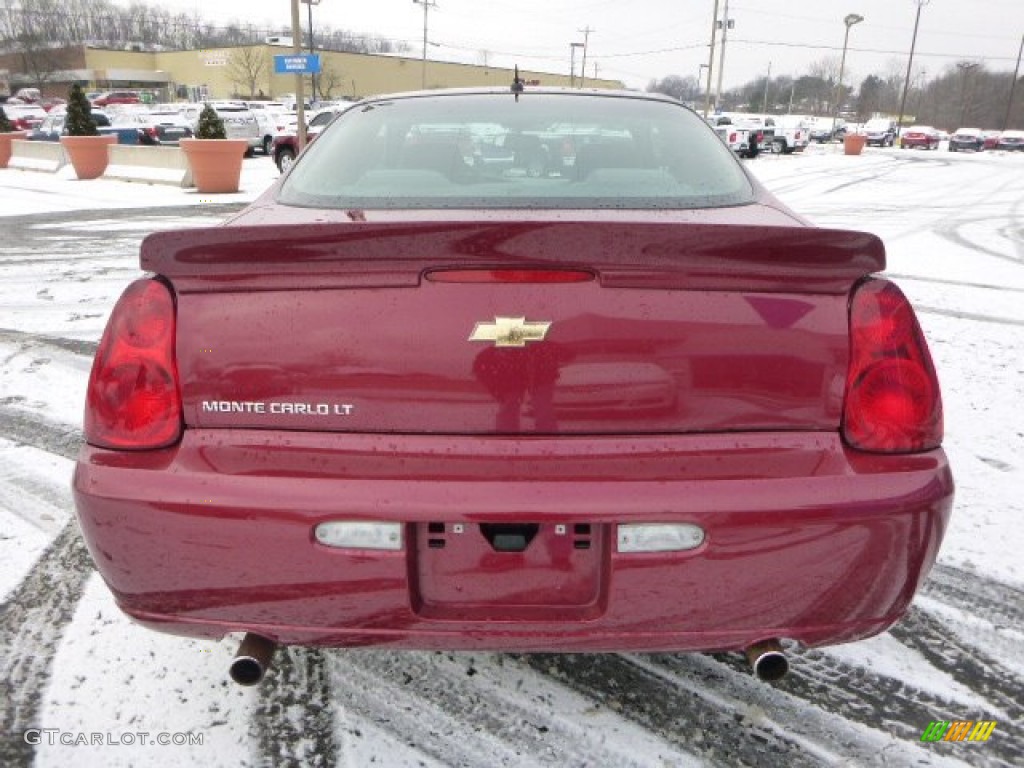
[277,92,754,210]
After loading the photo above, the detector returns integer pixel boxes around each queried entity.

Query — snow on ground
[1,146,1022,767]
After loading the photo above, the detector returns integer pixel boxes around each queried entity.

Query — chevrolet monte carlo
[73,87,953,685]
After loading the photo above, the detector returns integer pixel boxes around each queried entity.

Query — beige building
[1,44,623,103]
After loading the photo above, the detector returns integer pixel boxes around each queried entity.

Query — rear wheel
[276,147,296,173]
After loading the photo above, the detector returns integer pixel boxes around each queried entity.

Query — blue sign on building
[274,54,322,75]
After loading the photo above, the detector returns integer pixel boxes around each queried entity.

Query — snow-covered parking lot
[1,147,1022,767]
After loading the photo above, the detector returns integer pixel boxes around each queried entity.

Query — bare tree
[316,59,344,100]
[226,46,268,99]
[646,75,698,103]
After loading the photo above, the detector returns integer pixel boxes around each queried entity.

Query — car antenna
[511,66,524,102]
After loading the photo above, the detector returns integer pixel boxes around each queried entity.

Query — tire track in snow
[886,272,1024,295]
[252,646,338,768]
[889,608,1024,729]
[0,522,94,768]
[0,407,334,768]
[643,652,974,768]
[923,564,1024,629]
[518,652,825,767]
[330,650,670,768]
[329,652,527,767]
[0,327,98,358]
[697,647,1011,764]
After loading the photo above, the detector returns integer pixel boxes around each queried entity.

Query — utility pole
[570,42,583,87]
[714,0,733,112]
[1005,34,1023,130]
[957,61,979,126]
[290,0,306,151]
[578,26,592,88]
[412,0,437,89]
[703,0,719,117]
[897,0,930,140]
[762,61,771,114]
[301,0,321,101]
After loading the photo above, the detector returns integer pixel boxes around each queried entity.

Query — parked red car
[2,103,48,130]
[900,125,939,150]
[271,107,342,172]
[73,88,952,686]
[92,90,141,107]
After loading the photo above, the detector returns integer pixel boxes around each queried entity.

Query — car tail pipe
[229,633,277,686]
[745,639,789,682]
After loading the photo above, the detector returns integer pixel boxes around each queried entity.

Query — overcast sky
[123,1,1023,91]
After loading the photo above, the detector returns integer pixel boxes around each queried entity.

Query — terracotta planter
[60,134,117,179]
[0,131,31,168]
[843,134,867,156]
[180,139,248,193]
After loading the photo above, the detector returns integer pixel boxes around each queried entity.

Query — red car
[900,125,939,150]
[271,107,342,172]
[92,90,141,107]
[73,88,952,686]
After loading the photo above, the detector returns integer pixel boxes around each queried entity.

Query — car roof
[350,86,681,107]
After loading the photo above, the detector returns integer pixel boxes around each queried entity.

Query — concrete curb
[7,140,68,173]
[103,145,194,187]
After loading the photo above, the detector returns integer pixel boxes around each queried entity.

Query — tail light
[729,132,738,143]
[84,278,182,450]
[842,278,942,453]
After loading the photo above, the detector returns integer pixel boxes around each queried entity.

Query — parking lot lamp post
[896,0,930,142]
[833,14,864,139]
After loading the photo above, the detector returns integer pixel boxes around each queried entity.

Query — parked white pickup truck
[769,115,812,154]
[710,115,767,159]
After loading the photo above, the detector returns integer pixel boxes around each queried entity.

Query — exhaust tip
[229,633,276,686]
[745,639,789,682]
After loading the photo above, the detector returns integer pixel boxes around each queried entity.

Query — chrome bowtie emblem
[468,316,552,347]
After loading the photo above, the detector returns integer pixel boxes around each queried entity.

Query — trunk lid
[143,217,884,436]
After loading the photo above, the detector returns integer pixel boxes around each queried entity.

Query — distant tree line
[648,55,1023,130]
[0,0,405,58]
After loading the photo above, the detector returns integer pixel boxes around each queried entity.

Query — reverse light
[617,524,705,553]
[315,521,403,551]
[84,278,182,450]
[842,278,943,453]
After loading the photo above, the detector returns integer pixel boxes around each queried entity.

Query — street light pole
[896,0,930,141]
[833,14,864,139]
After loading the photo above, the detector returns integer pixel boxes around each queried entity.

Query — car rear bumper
[73,430,953,652]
